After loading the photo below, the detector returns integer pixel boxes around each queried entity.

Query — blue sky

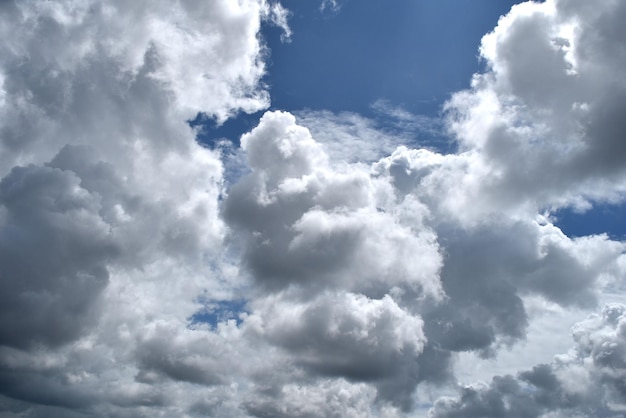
[555,203,626,239]
[209,0,523,140]
[264,0,521,114]
[207,0,626,240]
[2,1,626,416]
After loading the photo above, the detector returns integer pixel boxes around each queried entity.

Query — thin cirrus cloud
[0,1,625,417]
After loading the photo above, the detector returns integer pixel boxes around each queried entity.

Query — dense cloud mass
[0,0,625,417]
[431,304,626,418]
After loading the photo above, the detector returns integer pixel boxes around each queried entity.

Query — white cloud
[248,292,426,378]
[441,0,626,214]
[2,0,626,416]
[295,107,446,165]
[223,110,443,300]
[421,0,626,414]
[370,99,445,142]
[320,0,341,13]
[0,0,287,416]
[431,303,626,417]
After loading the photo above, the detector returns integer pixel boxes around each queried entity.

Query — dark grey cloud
[246,291,427,410]
[0,164,117,349]
[0,367,100,412]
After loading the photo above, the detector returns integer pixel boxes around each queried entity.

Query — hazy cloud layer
[1,0,626,417]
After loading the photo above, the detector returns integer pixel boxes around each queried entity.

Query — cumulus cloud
[430,304,626,417]
[0,163,117,349]
[223,111,443,299]
[2,0,626,416]
[244,291,427,409]
[440,0,626,214]
[222,111,444,410]
[0,0,286,416]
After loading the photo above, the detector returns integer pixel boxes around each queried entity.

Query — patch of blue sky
[189,298,248,329]
[189,113,251,187]
[553,202,626,240]
[195,0,524,154]
[190,110,265,147]
[265,0,521,116]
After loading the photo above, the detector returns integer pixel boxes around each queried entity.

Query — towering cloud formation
[431,304,626,417]
[443,0,626,214]
[0,0,287,416]
[0,0,625,417]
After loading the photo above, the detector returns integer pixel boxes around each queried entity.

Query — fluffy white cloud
[419,0,626,414]
[219,110,446,411]
[2,0,626,416]
[0,0,286,416]
[440,0,626,215]
[244,291,426,408]
[223,111,443,299]
[430,303,626,417]
[0,163,117,349]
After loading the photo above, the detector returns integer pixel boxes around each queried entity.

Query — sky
[1,1,626,417]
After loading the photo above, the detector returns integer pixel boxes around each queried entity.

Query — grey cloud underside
[1,0,626,417]
[424,219,605,355]
[431,304,626,418]
[0,164,117,349]
[0,0,278,415]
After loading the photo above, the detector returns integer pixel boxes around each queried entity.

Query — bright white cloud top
[0,1,625,417]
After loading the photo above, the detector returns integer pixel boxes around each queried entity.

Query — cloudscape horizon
[1,1,626,417]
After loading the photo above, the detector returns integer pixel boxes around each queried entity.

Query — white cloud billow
[1,0,626,417]
[224,111,443,300]
[431,304,626,417]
